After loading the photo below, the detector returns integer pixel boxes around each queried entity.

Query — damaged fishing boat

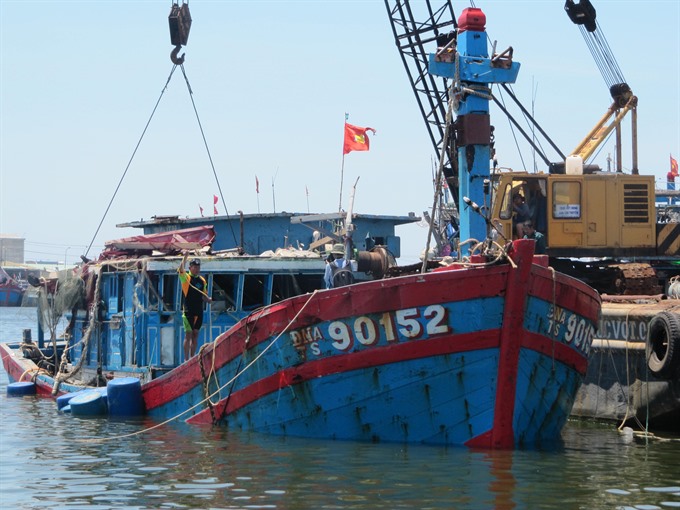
[1,6,602,448]
[1,226,600,447]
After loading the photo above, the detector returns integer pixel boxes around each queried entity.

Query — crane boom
[384,1,458,194]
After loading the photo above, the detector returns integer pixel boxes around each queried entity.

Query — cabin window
[147,274,160,311]
[117,274,125,313]
[499,183,514,220]
[212,273,239,312]
[272,273,324,303]
[552,181,581,219]
[242,274,269,311]
[162,274,177,311]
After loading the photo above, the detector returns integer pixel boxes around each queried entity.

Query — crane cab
[492,171,657,257]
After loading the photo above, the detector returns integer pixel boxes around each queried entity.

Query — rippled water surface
[1,307,679,509]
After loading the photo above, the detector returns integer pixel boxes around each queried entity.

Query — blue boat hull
[143,241,600,447]
[0,286,23,307]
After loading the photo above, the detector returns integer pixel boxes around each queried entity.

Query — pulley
[169,1,192,64]
[564,0,596,33]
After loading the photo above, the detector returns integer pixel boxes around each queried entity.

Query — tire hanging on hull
[646,311,680,378]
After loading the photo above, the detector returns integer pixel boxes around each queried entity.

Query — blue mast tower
[428,8,520,253]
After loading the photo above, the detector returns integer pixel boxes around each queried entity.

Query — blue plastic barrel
[107,377,144,416]
[56,392,80,410]
[69,389,108,417]
[7,381,37,396]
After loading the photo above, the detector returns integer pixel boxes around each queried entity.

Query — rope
[455,238,516,269]
[78,290,320,443]
[197,343,217,424]
[19,367,49,382]
[421,72,458,273]
[549,267,557,371]
[85,66,179,259]
[215,311,265,424]
[616,309,649,435]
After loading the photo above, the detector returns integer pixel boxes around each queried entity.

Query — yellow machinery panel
[586,180,607,246]
[492,172,658,254]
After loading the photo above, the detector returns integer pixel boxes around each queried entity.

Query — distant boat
[0,267,24,307]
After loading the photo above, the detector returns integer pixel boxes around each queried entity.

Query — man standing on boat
[324,243,354,289]
[179,253,212,361]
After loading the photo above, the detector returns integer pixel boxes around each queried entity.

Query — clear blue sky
[1,0,678,265]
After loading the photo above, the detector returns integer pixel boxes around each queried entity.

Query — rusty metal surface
[598,297,680,343]
[611,263,662,295]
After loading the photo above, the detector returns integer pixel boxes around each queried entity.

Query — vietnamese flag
[671,155,679,177]
[343,123,376,155]
[213,195,218,215]
[255,175,260,193]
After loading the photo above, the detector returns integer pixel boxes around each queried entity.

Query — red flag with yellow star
[343,123,376,155]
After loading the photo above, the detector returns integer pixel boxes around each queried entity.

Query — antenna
[272,167,279,213]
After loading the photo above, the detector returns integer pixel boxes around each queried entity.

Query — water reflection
[1,317,679,510]
[2,388,680,510]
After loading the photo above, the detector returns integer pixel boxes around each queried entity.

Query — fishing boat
[0,267,24,307]
[1,226,600,447]
[0,5,602,448]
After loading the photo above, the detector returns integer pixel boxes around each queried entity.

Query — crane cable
[85,66,180,259]
[577,21,627,91]
[177,63,238,248]
[85,5,239,260]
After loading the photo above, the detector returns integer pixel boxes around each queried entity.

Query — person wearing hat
[179,253,212,361]
[324,243,354,289]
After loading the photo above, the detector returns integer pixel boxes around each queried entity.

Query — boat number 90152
[290,305,450,356]
[547,305,595,355]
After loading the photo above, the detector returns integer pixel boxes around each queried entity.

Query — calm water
[1,307,679,510]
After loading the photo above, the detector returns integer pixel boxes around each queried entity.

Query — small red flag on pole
[199,204,204,217]
[256,176,260,194]
[213,195,219,215]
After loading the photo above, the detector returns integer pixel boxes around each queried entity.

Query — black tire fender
[646,311,680,378]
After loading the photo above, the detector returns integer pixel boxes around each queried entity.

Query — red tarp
[100,226,216,259]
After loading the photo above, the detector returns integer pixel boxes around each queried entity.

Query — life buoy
[646,311,680,378]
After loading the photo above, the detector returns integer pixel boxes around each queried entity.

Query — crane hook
[171,45,185,65]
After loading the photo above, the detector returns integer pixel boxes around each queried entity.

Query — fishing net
[37,271,85,340]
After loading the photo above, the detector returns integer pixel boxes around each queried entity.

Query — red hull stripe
[529,268,600,324]
[186,330,500,424]
[185,325,586,425]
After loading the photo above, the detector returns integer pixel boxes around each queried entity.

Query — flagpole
[339,113,349,212]
[339,153,346,212]
[306,186,310,213]
[272,166,279,213]
[256,175,260,213]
